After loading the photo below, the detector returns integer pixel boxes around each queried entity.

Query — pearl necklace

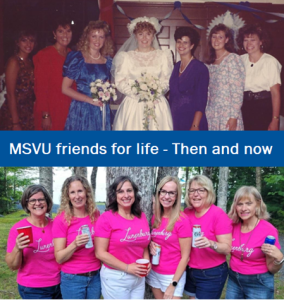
[89,52,101,60]
[179,56,194,74]
[215,51,228,61]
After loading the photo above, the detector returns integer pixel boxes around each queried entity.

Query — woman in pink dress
[53,175,101,299]
[206,24,245,131]
[226,186,283,299]
[95,176,151,299]
[183,175,232,299]
[6,185,61,299]
[147,176,191,299]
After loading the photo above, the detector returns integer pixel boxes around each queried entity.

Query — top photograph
[0,0,283,131]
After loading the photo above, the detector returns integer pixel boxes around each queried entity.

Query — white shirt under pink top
[184,205,232,269]
[151,213,191,275]
[7,218,60,287]
[94,210,150,269]
[52,211,101,274]
[230,219,281,274]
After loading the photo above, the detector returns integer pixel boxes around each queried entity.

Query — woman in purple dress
[169,27,209,131]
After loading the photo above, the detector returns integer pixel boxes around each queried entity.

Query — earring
[54,36,56,40]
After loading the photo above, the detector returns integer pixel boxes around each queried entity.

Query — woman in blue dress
[62,21,114,130]
[169,27,209,131]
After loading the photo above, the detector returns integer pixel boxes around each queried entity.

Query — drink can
[81,225,93,249]
[152,244,161,265]
[264,235,276,245]
[192,225,202,248]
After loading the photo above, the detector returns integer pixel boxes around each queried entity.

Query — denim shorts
[225,268,274,299]
[184,262,228,299]
[18,283,62,299]
[60,270,101,299]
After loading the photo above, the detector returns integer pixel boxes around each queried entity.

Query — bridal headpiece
[127,16,162,35]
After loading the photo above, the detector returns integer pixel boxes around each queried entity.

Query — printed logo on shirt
[33,238,54,253]
[231,238,254,257]
[151,229,172,240]
[120,227,150,242]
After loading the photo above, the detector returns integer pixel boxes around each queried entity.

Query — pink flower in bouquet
[98,91,104,99]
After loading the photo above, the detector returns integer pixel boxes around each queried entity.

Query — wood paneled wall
[114,1,284,113]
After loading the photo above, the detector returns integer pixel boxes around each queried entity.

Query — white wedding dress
[113,49,173,130]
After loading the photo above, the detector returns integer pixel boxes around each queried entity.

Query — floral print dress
[206,53,245,131]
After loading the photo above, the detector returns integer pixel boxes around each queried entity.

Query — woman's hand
[262,243,283,261]
[150,241,158,256]
[164,284,175,299]
[73,234,89,248]
[42,116,52,130]
[268,119,279,131]
[15,233,30,250]
[86,97,103,108]
[226,118,237,131]
[146,262,151,276]
[127,263,148,277]
[194,236,211,248]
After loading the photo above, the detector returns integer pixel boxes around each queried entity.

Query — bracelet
[125,264,128,273]
[273,116,280,120]
[192,124,199,128]
[42,114,50,119]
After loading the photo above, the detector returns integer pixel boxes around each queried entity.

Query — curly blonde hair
[133,21,156,35]
[77,20,115,57]
[58,175,98,225]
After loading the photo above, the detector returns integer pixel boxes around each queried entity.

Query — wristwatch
[211,241,218,250]
[274,256,284,265]
[171,281,178,287]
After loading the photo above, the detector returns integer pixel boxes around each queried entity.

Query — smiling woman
[5,185,61,299]
[53,175,101,299]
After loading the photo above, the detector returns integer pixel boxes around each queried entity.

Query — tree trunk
[90,167,98,194]
[39,167,53,218]
[203,167,213,179]
[217,167,229,212]
[156,167,179,189]
[256,167,262,193]
[106,167,155,299]
[74,167,88,178]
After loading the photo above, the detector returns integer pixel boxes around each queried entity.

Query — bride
[112,16,173,130]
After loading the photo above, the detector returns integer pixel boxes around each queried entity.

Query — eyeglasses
[27,198,46,205]
[188,188,207,195]
[159,190,177,198]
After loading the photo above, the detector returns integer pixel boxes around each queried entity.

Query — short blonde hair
[153,176,183,232]
[58,175,98,225]
[133,21,156,35]
[228,186,270,224]
[184,175,216,208]
[77,20,114,57]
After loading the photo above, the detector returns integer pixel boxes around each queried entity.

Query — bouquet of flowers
[90,79,117,109]
[90,79,117,130]
[129,73,163,130]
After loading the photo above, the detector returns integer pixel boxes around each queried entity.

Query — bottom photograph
[1,167,284,300]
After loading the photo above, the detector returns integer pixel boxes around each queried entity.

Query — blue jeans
[184,262,228,299]
[60,271,101,299]
[18,284,61,299]
[225,268,274,299]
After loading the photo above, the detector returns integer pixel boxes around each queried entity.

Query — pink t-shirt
[151,213,191,275]
[94,211,150,269]
[230,219,281,274]
[52,211,101,274]
[184,205,232,269]
[7,218,60,287]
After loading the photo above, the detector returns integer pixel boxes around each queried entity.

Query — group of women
[0,15,281,131]
[6,174,284,299]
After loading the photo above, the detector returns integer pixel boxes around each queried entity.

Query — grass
[0,212,283,299]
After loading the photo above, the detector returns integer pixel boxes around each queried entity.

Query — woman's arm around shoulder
[5,56,21,130]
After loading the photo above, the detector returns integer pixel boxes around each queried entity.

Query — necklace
[179,56,194,74]
[54,45,67,57]
[239,218,259,261]
[215,51,228,61]
[89,52,101,60]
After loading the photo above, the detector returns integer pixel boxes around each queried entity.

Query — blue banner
[0,131,282,167]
